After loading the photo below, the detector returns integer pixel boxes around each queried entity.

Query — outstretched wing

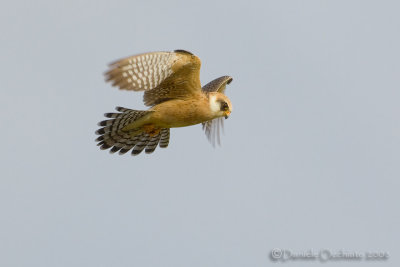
[202,75,232,93]
[105,50,202,106]
[201,76,233,146]
[202,117,224,147]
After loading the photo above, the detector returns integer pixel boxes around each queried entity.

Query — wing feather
[105,50,202,106]
[202,117,224,147]
[202,76,233,93]
[201,76,233,146]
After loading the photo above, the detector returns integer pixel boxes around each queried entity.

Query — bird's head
[209,92,233,119]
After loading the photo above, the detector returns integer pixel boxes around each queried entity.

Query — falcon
[95,50,233,155]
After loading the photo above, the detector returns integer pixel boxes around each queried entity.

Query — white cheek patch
[209,95,221,114]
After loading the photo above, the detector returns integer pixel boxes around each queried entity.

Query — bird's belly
[151,101,212,128]
[156,111,206,128]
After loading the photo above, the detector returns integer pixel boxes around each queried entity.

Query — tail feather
[110,146,122,154]
[159,128,170,148]
[115,106,132,112]
[118,135,141,155]
[132,134,150,155]
[95,107,171,156]
[145,133,161,154]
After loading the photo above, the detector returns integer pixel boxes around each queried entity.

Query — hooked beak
[224,110,231,119]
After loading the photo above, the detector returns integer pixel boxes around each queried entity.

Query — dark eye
[220,102,229,111]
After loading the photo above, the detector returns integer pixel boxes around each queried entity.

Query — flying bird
[95,50,233,155]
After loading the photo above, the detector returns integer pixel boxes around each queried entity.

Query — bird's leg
[142,124,161,137]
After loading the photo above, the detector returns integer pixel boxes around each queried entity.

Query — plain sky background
[1,0,399,266]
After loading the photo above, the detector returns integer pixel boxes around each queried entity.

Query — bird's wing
[202,117,224,147]
[201,76,233,146]
[105,50,202,106]
[202,75,233,93]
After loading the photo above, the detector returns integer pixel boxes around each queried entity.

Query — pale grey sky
[1,0,399,266]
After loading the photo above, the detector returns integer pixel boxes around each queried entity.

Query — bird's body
[149,94,221,128]
[96,50,233,155]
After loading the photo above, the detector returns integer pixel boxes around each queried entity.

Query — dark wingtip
[174,49,193,55]
[227,76,233,84]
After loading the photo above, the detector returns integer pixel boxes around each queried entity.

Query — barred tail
[95,107,170,156]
